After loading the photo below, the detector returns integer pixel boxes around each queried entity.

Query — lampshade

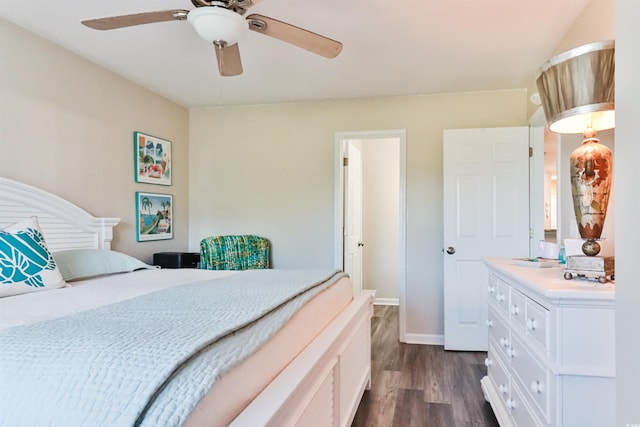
[536,40,615,134]
[187,7,245,46]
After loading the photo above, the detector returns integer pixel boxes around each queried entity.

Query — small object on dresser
[513,258,558,268]
[153,252,200,269]
[558,245,566,264]
[563,255,614,284]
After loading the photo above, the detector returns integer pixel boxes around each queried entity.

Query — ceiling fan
[81,0,343,77]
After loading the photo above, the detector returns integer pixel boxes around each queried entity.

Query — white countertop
[483,257,615,302]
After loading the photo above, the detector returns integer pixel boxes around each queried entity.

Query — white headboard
[0,177,120,251]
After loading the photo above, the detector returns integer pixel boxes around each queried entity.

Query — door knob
[446,246,455,254]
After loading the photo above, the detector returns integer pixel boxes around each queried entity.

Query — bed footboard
[229,290,375,427]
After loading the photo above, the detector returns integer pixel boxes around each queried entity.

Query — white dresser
[481,258,615,427]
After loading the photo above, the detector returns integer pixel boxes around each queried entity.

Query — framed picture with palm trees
[136,192,173,241]
[134,131,171,186]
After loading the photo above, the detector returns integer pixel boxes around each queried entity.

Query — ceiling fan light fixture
[187,7,245,45]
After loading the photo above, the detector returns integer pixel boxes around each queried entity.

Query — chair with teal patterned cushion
[199,235,270,270]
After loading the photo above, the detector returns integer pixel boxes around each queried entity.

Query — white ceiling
[1,0,590,108]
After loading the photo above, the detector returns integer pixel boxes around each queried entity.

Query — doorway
[334,129,408,342]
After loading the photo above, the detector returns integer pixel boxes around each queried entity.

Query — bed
[0,177,374,427]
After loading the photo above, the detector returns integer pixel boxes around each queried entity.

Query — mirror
[543,126,558,243]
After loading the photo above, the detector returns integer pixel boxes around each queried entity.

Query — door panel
[457,176,479,238]
[444,127,530,351]
[494,175,519,238]
[456,260,485,323]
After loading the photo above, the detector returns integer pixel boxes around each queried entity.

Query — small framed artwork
[134,131,171,186]
[136,192,173,241]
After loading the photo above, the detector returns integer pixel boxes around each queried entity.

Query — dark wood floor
[351,305,500,427]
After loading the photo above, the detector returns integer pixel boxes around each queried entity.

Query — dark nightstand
[153,252,200,269]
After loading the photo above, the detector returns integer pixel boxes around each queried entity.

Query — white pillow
[0,217,67,297]
[53,249,157,282]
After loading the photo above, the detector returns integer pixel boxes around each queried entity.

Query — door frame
[334,129,408,342]
[345,140,364,295]
[529,107,548,251]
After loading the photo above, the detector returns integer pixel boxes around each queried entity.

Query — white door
[443,127,530,351]
[345,141,363,294]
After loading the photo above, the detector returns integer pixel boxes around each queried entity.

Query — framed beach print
[136,192,173,241]
[134,132,171,186]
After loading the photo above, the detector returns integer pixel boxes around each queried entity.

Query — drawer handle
[506,398,516,409]
[496,293,505,302]
[486,319,494,327]
[499,337,509,347]
[526,318,539,331]
[484,358,493,367]
[530,380,544,394]
[488,285,496,294]
[507,348,516,358]
[510,305,520,315]
[498,384,509,395]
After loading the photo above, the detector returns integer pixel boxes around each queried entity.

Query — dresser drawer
[487,343,511,406]
[488,274,498,303]
[510,334,552,422]
[488,309,511,361]
[525,298,549,352]
[509,381,544,427]
[510,288,527,330]
[494,277,510,315]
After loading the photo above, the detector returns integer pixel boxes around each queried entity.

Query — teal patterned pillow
[0,217,66,297]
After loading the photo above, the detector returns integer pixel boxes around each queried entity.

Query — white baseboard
[373,298,399,306]
[403,333,444,346]
[370,299,442,345]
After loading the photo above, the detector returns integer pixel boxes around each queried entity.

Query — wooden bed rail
[230,290,375,427]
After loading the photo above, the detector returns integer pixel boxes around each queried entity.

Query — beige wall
[189,90,529,337]
[0,19,190,263]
